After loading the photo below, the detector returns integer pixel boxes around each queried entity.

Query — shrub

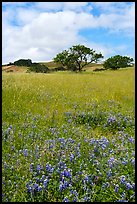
[103,55,134,70]
[14,59,32,67]
[29,63,49,73]
[53,66,66,71]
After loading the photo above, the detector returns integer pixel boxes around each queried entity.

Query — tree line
[7,44,134,73]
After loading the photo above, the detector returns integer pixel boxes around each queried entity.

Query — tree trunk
[78,63,81,72]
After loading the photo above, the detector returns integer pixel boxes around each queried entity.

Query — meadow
[2,67,135,202]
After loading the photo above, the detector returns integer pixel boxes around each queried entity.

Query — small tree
[14,59,32,67]
[54,45,104,72]
[103,55,134,70]
[29,63,49,73]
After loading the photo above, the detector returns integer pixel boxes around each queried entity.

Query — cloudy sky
[2,2,135,64]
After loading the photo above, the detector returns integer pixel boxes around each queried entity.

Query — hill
[2,61,104,73]
[40,61,104,70]
[2,61,134,73]
[2,65,28,73]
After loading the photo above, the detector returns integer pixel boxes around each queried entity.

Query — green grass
[2,67,135,202]
[39,61,103,70]
[2,68,134,121]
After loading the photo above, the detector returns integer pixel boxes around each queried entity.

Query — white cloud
[16,8,39,25]
[2,2,135,64]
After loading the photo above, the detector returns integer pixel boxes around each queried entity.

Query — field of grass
[2,67,135,202]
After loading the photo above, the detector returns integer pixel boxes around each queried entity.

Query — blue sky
[2,2,135,64]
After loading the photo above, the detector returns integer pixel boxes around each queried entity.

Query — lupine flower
[38,185,42,192]
[19,149,23,154]
[130,157,135,166]
[41,175,45,181]
[132,183,135,190]
[121,192,126,199]
[24,149,28,157]
[35,177,39,183]
[103,153,107,157]
[83,184,87,191]
[43,179,48,188]
[60,175,65,183]
[27,186,33,193]
[84,195,88,201]
[58,138,65,143]
[108,157,115,167]
[128,137,135,143]
[102,182,110,189]
[70,153,74,162]
[102,144,106,150]
[63,197,69,202]
[116,200,128,202]
[37,164,41,171]
[120,175,126,184]
[126,182,132,190]
[109,149,113,153]
[64,180,69,189]
[107,170,112,178]
[68,119,72,123]
[122,159,128,165]
[30,163,34,172]
[6,127,11,135]
[33,183,38,190]
[84,175,89,183]
[73,190,78,197]
[107,115,117,125]
[46,163,54,173]
[63,169,72,178]
[49,145,53,149]
[73,197,77,202]
[59,181,64,191]
[115,184,119,193]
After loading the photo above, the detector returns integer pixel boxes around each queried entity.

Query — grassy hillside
[40,61,104,70]
[2,61,134,73]
[2,68,135,202]
[2,65,29,73]
[40,61,61,69]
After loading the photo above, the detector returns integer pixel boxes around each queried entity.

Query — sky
[2,2,135,64]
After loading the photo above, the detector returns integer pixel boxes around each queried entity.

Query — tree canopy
[103,55,134,70]
[53,45,104,71]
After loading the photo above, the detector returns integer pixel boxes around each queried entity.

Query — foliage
[52,66,66,72]
[13,59,49,73]
[103,55,134,70]
[14,59,32,67]
[28,63,49,73]
[54,45,104,71]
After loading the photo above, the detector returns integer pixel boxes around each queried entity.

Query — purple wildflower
[37,164,41,171]
[33,183,38,190]
[63,197,69,202]
[38,185,42,192]
[115,184,119,193]
[43,179,48,188]
[120,175,126,184]
[24,149,28,157]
